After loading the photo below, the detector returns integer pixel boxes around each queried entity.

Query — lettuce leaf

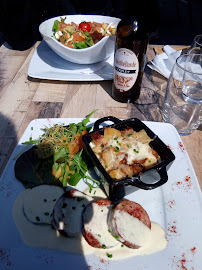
[73,33,94,49]
[73,41,89,49]
[52,20,59,34]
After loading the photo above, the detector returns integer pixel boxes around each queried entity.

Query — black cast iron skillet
[82,116,175,202]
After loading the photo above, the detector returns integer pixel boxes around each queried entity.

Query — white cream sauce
[12,187,167,260]
[83,202,119,248]
[56,190,94,236]
[94,222,168,260]
[12,189,97,255]
[23,185,64,225]
[113,210,152,247]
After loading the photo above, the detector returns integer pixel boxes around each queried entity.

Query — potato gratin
[90,127,160,181]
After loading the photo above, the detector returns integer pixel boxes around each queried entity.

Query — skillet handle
[93,116,121,130]
[130,166,168,190]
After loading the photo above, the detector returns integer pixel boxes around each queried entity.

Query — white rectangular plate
[0,118,202,270]
[28,41,114,81]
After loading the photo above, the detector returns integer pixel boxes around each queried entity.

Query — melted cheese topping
[107,137,157,164]
[90,128,159,180]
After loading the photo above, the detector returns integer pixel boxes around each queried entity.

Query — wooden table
[0,42,201,190]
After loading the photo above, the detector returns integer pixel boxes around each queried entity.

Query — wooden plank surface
[0,42,201,190]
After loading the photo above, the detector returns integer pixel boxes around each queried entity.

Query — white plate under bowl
[28,40,114,81]
[0,118,202,270]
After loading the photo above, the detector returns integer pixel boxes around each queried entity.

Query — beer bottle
[112,15,149,103]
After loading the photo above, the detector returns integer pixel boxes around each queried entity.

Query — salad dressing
[12,187,167,260]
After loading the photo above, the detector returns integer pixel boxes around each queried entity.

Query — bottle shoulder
[117,16,149,39]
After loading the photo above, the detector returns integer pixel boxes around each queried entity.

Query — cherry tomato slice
[79,22,91,33]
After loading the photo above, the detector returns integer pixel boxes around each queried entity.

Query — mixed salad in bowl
[52,17,116,49]
[39,14,120,64]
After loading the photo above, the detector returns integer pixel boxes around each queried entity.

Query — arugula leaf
[84,32,90,37]
[72,150,87,174]
[69,123,78,135]
[82,109,98,127]
[84,32,94,47]
[52,17,66,35]
[60,17,66,23]
[68,171,83,186]
[62,169,69,187]
[84,179,94,193]
[52,163,59,171]
[70,109,97,135]
[67,149,100,187]
[22,137,40,145]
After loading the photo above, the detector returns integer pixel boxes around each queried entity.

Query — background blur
[0,0,202,48]
[152,0,202,45]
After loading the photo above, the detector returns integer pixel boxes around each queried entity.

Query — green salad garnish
[15,110,99,189]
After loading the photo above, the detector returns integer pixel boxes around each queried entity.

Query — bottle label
[113,48,139,91]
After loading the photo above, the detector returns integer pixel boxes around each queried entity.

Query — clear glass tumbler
[189,34,202,54]
[163,54,202,135]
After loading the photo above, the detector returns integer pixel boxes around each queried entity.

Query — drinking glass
[163,54,202,135]
[189,34,202,54]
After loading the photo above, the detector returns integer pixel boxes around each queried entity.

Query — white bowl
[39,15,120,64]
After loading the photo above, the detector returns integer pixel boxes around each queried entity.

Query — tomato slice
[79,22,91,33]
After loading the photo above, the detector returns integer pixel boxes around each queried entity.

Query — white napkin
[147,45,182,79]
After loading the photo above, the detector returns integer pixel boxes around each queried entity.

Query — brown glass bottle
[112,16,149,103]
